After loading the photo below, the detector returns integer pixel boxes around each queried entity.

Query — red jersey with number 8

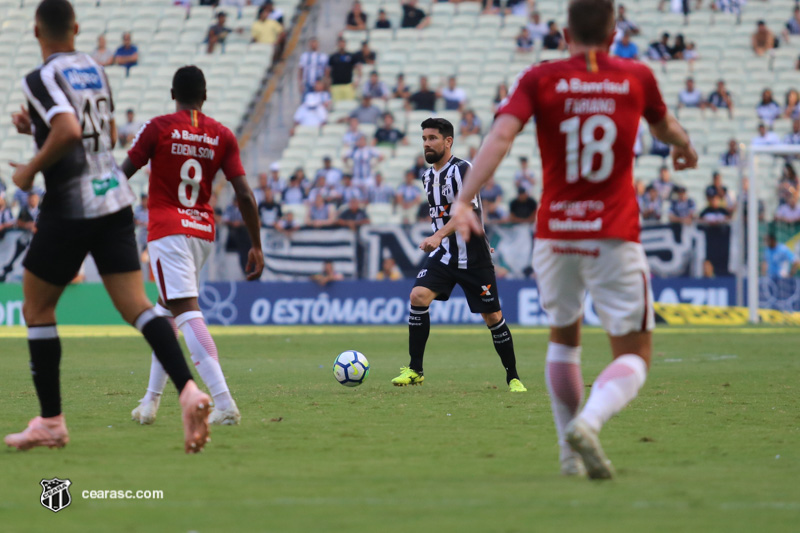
[496,51,667,242]
[127,109,245,242]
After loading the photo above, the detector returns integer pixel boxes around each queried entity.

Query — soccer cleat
[565,418,615,480]
[560,454,587,477]
[131,396,161,425]
[508,378,527,392]
[4,414,69,451]
[209,403,241,425]
[391,367,424,386]
[179,381,211,454]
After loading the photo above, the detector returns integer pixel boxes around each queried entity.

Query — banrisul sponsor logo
[63,67,103,90]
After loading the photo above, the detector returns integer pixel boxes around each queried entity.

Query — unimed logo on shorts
[40,478,72,513]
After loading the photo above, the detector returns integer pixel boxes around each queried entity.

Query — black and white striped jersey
[422,156,492,269]
[22,51,134,219]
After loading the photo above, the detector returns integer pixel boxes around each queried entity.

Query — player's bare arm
[420,216,457,253]
[451,114,521,242]
[11,112,82,191]
[12,105,31,135]
[109,118,117,148]
[230,175,264,281]
[120,156,137,179]
[650,113,698,170]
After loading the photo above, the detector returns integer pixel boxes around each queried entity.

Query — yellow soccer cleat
[508,378,527,392]
[391,367,424,386]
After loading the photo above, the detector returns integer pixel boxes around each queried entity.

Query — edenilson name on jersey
[170,143,216,160]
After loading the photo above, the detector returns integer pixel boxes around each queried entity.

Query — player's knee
[22,301,56,326]
[482,311,503,326]
[409,288,433,308]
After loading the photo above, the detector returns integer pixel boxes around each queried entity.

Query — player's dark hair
[421,118,454,139]
[35,0,76,41]
[172,66,206,105]
[567,0,615,45]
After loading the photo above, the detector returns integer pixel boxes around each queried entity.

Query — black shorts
[24,207,140,286]
[413,257,502,314]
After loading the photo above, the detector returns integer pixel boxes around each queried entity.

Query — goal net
[741,144,800,323]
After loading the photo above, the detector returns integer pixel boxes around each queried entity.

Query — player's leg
[4,216,86,450]
[93,210,209,453]
[393,260,453,386]
[533,239,587,475]
[567,240,654,479]
[169,296,240,425]
[138,236,239,425]
[132,299,174,424]
[461,266,524,390]
[4,271,70,450]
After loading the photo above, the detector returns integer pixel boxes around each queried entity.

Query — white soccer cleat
[131,397,161,425]
[560,454,587,477]
[209,404,241,426]
[565,418,615,480]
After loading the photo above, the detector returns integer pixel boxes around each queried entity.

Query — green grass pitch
[1,325,799,532]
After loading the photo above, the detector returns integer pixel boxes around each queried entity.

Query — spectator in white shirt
[752,123,781,146]
[650,165,675,201]
[514,156,536,192]
[395,170,422,224]
[527,11,549,43]
[614,4,640,40]
[342,117,362,148]
[315,156,344,187]
[783,7,800,44]
[776,191,800,223]
[784,119,800,146]
[293,80,331,128]
[265,162,286,195]
[117,109,141,147]
[298,37,328,94]
[362,71,389,100]
[719,139,741,167]
[91,34,114,67]
[678,77,704,109]
[439,76,467,112]
[756,88,782,127]
[368,172,395,204]
[344,135,383,185]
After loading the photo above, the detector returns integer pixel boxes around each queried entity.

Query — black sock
[28,324,62,418]
[136,309,193,393]
[408,305,430,373]
[488,318,519,383]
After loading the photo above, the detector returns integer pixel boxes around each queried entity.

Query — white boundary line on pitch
[0,325,798,338]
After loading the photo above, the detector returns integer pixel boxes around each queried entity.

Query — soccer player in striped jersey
[5,0,210,454]
[391,118,526,392]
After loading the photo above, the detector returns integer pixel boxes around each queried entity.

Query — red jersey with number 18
[127,109,245,242]
[497,51,667,242]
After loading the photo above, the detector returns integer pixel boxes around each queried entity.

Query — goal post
[744,144,800,323]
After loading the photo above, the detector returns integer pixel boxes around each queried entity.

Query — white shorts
[148,235,213,301]
[533,239,655,336]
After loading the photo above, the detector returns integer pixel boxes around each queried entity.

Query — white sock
[545,343,584,461]
[578,354,648,433]
[142,304,175,403]
[176,311,234,411]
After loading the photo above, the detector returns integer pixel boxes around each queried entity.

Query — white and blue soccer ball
[333,350,370,387]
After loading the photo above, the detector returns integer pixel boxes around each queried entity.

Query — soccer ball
[333,350,370,387]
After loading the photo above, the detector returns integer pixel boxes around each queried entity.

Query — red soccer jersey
[127,109,245,242]
[497,51,667,242]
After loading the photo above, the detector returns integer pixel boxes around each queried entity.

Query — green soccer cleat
[391,367,424,386]
[508,378,527,392]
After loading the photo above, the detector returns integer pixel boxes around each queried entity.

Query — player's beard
[424,149,444,165]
